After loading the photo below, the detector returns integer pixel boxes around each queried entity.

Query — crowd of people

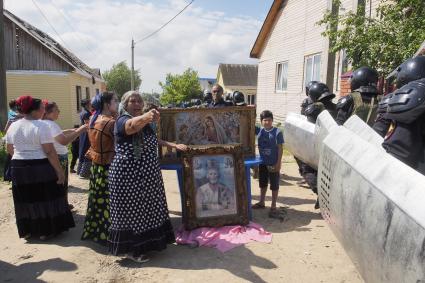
[3,82,276,263]
[296,56,425,206]
[3,54,423,263]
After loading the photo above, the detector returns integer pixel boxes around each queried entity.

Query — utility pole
[131,38,135,91]
[0,0,7,130]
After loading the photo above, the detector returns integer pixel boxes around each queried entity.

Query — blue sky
[5,0,274,92]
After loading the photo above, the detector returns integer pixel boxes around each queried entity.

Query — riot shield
[313,110,338,160]
[343,114,384,148]
[283,112,316,168]
[318,126,425,282]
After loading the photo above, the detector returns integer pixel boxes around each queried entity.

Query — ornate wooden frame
[158,106,256,164]
[182,144,249,230]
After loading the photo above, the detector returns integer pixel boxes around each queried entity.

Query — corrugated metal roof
[218,63,258,87]
[4,9,102,80]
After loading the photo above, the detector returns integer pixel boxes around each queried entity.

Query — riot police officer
[301,81,318,115]
[203,89,213,106]
[373,56,425,137]
[304,82,336,122]
[335,66,379,125]
[233,91,247,106]
[382,78,425,174]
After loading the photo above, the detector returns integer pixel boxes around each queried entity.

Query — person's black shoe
[70,169,76,173]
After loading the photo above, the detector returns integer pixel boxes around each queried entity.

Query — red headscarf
[16,95,34,114]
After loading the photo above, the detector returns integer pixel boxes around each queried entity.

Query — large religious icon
[182,145,248,230]
[158,106,256,164]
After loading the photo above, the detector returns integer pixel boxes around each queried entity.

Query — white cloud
[5,0,262,92]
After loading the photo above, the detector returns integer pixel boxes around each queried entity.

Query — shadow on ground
[117,243,277,283]
[0,258,77,282]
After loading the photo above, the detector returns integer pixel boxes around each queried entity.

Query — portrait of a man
[194,156,237,218]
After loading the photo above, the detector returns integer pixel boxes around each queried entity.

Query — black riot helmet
[396,56,425,88]
[203,89,212,104]
[308,82,332,102]
[386,78,425,124]
[305,80,319,96]
[233,91,246,106]
[225,92,233,103]
[350,67,379,94]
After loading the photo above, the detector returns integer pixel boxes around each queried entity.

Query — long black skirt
[10,158,75,238]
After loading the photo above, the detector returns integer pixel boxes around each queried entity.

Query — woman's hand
[174,144,188,151]
[151,109,160,123]
[56,170,65,185]
[78,124,88,133]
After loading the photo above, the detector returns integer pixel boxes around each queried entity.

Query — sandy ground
[0,160,362,283]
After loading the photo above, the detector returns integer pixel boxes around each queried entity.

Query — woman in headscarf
[5,96,75,240]
[81,92,118,245]
[43,101,87,209]
[108,91,176,263]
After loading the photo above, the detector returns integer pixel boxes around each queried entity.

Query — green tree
[102,61,142,98]
[318,0,425,76]
[159,68,202,105]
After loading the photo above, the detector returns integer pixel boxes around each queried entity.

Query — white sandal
[125,254,150,263]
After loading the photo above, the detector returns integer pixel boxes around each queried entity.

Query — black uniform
[382,79,425,175]
[335,67,379,126]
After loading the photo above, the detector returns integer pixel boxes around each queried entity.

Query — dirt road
[0,162,362,283]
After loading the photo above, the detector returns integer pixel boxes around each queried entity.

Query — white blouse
[6,118,54,160]
[43,120,69,155]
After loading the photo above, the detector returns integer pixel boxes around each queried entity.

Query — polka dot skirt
[107,131,174,256]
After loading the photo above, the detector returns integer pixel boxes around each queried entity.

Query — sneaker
[126,254,150,263]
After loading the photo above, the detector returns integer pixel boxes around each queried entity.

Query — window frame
[85,87,90,100]
[275,61,289,93]
[76,86,82,112]
[303,53,322,92]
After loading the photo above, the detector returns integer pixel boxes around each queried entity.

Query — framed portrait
[182,144,249,230]
[158,106,256,163]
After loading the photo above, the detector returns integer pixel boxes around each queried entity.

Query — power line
[30,0,71,50]
[48,0,98,58]
[134,0,194,44]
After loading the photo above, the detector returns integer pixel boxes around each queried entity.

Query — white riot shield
[283,112,316,168]
[343,115,384,148]
[318,127,425,283]
[313,110,338,160]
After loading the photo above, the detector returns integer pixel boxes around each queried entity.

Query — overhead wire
[30,0,71,50]
[134,0,194,44]
[48,0,98,58]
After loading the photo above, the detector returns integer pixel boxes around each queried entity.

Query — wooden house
[3,9,105,129]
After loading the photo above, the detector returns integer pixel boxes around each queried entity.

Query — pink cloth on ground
[175,221,272,252]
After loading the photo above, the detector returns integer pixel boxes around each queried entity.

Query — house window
[304,53,322,89]
[275,61,289,92]
[85,87,90,99]
[247,94,256,105]
[76,86,82,112]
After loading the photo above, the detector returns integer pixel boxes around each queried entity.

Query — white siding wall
[256,0,330,124]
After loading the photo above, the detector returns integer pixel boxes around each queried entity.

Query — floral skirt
[81,164,110,245]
